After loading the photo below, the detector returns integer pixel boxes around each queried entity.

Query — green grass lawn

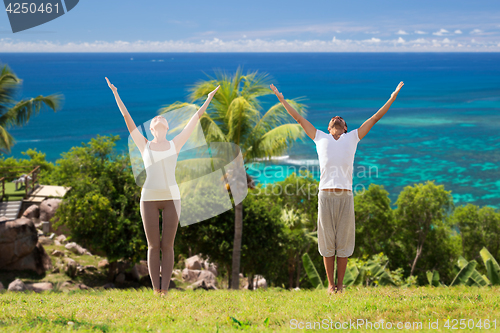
[1,181,26,200]
[1,286,499,332]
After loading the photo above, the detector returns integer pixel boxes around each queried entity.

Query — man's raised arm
[270,84,317,141]
[358,81,404,140]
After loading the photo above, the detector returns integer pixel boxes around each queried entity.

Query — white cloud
[432,29,449,36]
[0,37,499,52]
[415,30,427,34]
[470,29,483,34]
[363,37,381,43]
[454,30,462,34]
[396,29,409,35]
[409,38,429,44]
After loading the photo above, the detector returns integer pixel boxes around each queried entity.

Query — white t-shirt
[313,128,360,191]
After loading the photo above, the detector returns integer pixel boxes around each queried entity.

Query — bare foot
[327,286,337,294]
[336,285,344,293]
[154,289,168,296]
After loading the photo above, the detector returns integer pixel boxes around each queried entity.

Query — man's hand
[105,77,117,93]
[270,84,285,102]
[390,81,404,100]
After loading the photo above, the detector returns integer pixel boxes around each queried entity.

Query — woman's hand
[270,84,285,102]
[390,81,404,100]
[208,85,220,99]
[105,77,117,94]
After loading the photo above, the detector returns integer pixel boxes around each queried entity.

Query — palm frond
[0,125,15,154]
[199,113,227,143]
[226,97,260,145]
[251,99,308,137]
[240,71,274,100]
[0,64,21,115]
[246,123,305,161]
[1,94,63,128]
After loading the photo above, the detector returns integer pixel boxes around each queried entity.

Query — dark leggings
[140,199,181,291]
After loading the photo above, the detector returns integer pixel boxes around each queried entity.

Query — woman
[105,77,219,296]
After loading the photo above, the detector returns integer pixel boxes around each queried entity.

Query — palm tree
[159,66,307,289]
[0,63,63,155]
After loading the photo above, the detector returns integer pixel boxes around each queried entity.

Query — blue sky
[1,0,499,51]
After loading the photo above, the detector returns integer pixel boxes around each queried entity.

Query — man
[270,81,404,294]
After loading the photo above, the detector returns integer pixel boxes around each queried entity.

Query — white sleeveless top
[140,140,181,201]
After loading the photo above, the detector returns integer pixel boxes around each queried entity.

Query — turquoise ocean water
[1,53,499,208]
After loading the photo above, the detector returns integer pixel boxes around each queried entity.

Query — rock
[25,282,53,293]
[182,268,201,283]
[0,217,38,266]
[169,279,176,289]
[98,259,109,269]
[51,250,64,257]
[55,234,67,244]
[8,278,26,291]
[83,265,98,272]
[1,242,52,275]
[115,273,126,283]
[198,270,217,286]
[0,216,52,274]
[39,198,69,235]
[253,275,267,289]
[63,258,77,278]
[187,279,217,291]
[60,281,74,289]
[65,242,87,255]
[77,283,89,290]
[23,204,40,219]
[182,268,217,287]
[131,260,149,281]
[51,266,60,273]
[38,236,53,245]
[39,198,60,222]
[239,273,244,278]
[54,240,61,246]
[103,283,115,289]
[41,221,50,235]
[185,255,203,270]
[204,259,218,276]
[77,265,85,274]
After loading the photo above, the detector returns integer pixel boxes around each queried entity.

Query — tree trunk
[410,244,423,276]
[296,255,301,288]
[107,261,117,282]
[226,264,232,289]
[231,201,243,290]
[288,256,295,289]
[248,272,254,290]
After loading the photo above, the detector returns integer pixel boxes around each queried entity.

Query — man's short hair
[329,116,348,134]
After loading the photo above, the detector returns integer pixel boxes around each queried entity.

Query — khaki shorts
[317,190,355,257]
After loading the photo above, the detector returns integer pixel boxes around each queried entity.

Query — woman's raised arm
[172,85,220,152]
[106,77,147,154]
